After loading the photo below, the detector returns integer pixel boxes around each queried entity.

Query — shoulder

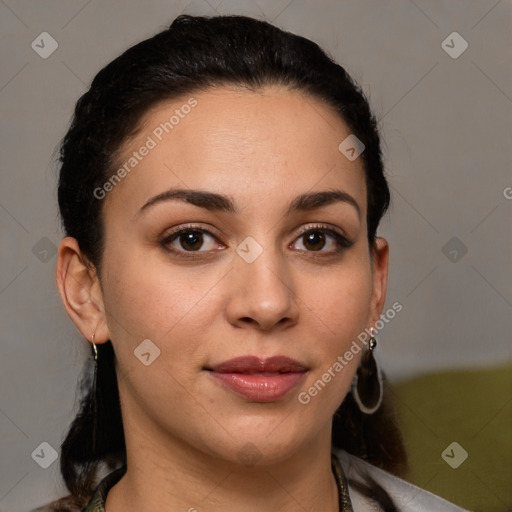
[333,448,470,512]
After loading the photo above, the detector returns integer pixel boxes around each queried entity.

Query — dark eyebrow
[138,188,361,219]
[139,189,237,215]
[285,190,361,219]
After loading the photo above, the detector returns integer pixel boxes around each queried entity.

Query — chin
[201,420,314,467]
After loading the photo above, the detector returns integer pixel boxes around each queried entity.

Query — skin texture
[56,85,389,512]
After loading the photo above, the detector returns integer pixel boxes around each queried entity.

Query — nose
[225,243,299,332]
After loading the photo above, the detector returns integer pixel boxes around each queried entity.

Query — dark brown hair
[46,13,406,511]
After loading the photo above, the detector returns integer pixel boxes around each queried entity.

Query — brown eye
[177,231,204,251]
[161,228,222,255]
[302,231,326,251]
[291,227,353,255]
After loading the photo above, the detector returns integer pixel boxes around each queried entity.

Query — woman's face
[86,86,387,466]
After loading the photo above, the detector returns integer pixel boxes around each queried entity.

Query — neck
[105,422,341,512]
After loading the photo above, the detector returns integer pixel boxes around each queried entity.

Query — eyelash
[159,223,353,259]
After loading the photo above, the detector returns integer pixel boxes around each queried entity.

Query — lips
[206,356,308,402]
[210,356,307,374]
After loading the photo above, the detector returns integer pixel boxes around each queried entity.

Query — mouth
[205,356,308,402]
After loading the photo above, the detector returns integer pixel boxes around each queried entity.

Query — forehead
[105,85,367,217]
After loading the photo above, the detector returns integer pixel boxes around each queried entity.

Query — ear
[55,237,110,344]
[369,237,389,326]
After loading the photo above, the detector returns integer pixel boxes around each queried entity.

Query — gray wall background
[1,0,510,510]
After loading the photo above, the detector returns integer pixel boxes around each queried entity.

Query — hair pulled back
[50,14,404,512]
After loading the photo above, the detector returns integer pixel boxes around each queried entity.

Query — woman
[42,14,469,512]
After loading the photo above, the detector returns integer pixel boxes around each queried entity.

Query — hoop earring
[351,328,383,414]
[91,333,98,452]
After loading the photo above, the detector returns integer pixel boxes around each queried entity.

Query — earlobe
[369,237,389,325]
[55,237,110,343]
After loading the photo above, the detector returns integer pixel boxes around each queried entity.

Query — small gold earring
[91,333,98,362]
[90,332,99,452]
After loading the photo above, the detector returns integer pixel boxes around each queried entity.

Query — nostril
[240,316,258,325]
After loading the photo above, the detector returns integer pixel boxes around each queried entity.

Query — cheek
[99,248,221,349]
[296,257,373,406]
[303,258,373,339]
